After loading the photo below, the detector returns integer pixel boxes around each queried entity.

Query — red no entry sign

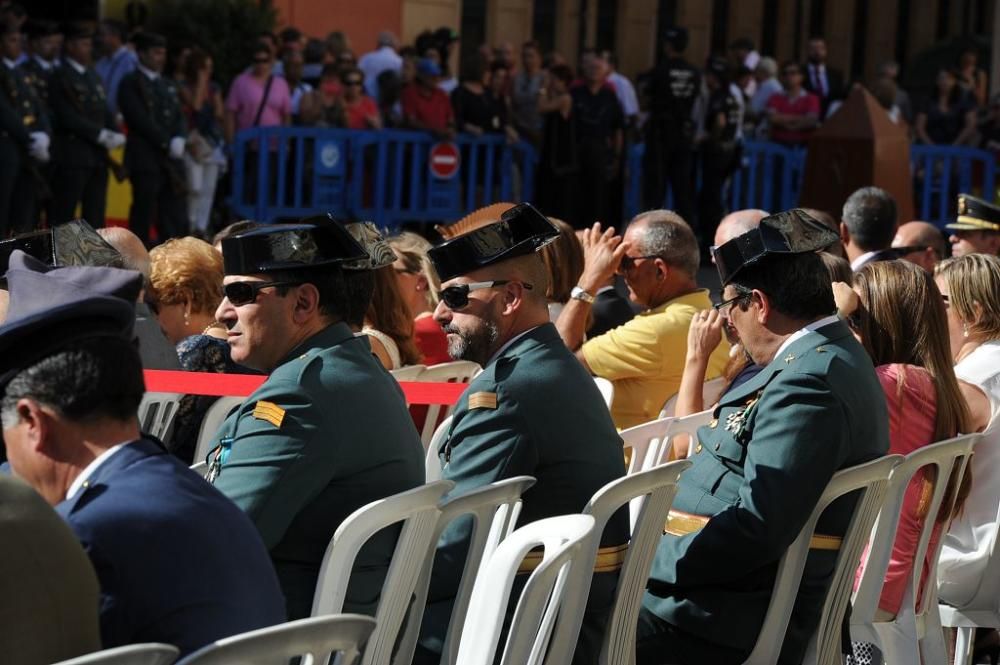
[429,142,461,180]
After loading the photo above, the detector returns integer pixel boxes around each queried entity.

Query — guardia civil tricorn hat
[945,193,1000,232]
[428,203,560,282]
[221,215,368,275]
[712,208,839,285]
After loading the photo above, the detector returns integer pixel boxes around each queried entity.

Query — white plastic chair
[619,409,714,474]
[52,644,179,665]
[548,460,693,665]
[743,454,902,665]
[394,476,536,665]
[424,415,452,482]
[192,396,243,466]
[311,480,454,665]
[137,392,184,443]
[389,364,426,381]
[417,360,480,445]
[851,434,977,665]
[175,614,376,665]
[455,514,596,665]
[594,377,615,409]
[658,376,727,418]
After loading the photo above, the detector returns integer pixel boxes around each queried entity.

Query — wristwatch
[570,286,596,304]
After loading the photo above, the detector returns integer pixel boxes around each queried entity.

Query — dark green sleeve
[428,385,538,602]
[212,379,334,550]
[649,369,849,590]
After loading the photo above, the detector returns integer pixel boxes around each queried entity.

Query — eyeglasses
[224,280,300,306]
[437,280,532,310]
[713,290,752,316]
[893,244,932,256]
[618,254,660,271]
[344,79,363,86]
[941,293,951,305]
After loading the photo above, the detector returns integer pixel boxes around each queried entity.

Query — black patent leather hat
[221,216,368,275]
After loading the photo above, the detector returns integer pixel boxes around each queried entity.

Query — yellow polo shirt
[582,289,730,429]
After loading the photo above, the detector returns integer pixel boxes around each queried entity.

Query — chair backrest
[52,644,179,665]
[547,460,693,665]
[424,415,453,482]
[311,480,454,665]
[137,392,183,444]
[658,376,728,418]
[389,364,426,381]
[176,614,376,665]
[852,435,978,645]
[417,361,481,444]
[455,514,596,665]
[192,396,243,466]
[394,476,536,665]
[619,410,714,475]
[594,377,615,410]
[743,454,902,665]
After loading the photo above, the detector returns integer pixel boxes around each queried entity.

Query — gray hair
[756,56,777,78]
[630,210,700,277]
[842,186,897,251]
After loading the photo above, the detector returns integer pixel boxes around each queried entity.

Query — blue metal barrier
[625,140,996,226]
[910,144,997,226]
[230,127,537,227]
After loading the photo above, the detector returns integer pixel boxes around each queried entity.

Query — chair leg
[955,626,975,665]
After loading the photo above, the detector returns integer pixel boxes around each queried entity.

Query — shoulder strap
[252,75,274,128]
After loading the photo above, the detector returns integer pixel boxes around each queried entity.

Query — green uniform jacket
[50,62,116,169]
[420,323,629,659]
[643,319,889,663]
[212,322,425,620]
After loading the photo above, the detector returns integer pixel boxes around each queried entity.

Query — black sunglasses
[224,280,300,306]
[344,79,363,86]
[892,244,932,256]
[437,280,532,310]
[713,290,752,314]
[619,254,660,271]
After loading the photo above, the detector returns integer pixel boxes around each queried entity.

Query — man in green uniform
[19,19,60,117]
[49,24,124,227]
[415,203,629,664]
[0,20,50,236]
[637,209,890,664]
[116,32,186,244]
[208,218,425,620]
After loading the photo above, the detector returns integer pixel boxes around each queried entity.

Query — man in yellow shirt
[556,210,729,428]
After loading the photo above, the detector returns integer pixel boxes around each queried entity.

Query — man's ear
[753,289,772,324]
[15,399,51,453]
[501,281,528,316]
[291,283,321,323]
[839,222,850,246]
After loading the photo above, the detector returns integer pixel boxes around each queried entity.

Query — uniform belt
[664,510,842,551]
[517,542,628,575]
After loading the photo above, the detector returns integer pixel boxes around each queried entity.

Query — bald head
[893,221,947,272]
[476,253,550,307]
[97,227,150,278]
[893,221,946,257]
[714,209,768,247]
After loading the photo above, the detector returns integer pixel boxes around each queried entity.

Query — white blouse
[938,341,1000,608]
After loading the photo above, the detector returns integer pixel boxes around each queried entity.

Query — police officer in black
[20,19,60,119]
[49,25,126,227]
[642,26,700,226]
[0,20,51,237]
[697,55,744,250]
[117,31,186,245]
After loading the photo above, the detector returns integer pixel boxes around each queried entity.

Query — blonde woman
[935,254,1000,609]
[148,237,253,463]
[388,231,450,365]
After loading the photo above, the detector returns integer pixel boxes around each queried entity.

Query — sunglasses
[224,280,300,306]
[437,280,533,310]
[892,244,932,256]
[344,79,363,86]
[618,254,660,271]
[713,290,752,315]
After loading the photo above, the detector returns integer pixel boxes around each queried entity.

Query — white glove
[97,129,126,150]
[29,131,50,162]
[169,136,186,160]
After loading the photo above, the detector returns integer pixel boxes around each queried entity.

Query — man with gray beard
[413,204,628,665]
